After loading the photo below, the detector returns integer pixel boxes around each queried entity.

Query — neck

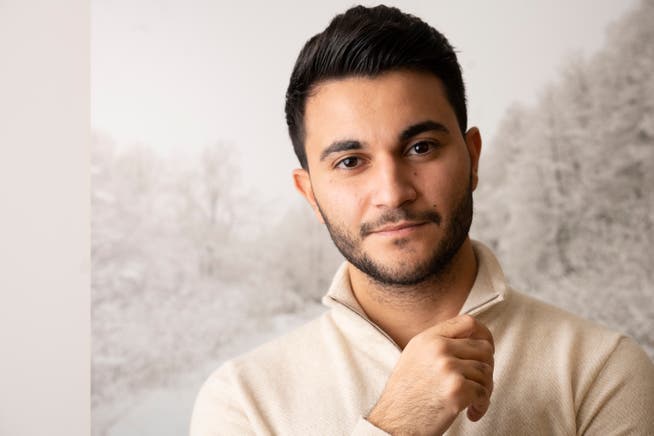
[349,238,478,349]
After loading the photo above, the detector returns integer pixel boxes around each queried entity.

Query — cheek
[418,158,469,205]
[315,179,367,222]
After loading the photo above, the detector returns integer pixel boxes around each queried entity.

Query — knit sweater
[190,241,654,435]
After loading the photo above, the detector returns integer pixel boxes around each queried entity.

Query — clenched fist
[366,315,495,436]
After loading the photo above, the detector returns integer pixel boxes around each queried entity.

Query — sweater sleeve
[190,360,394,436]
[577,336,654,435]
[189,362,255,436]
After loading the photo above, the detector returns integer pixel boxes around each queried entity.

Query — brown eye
[408,141,433,155]
[336,156,360,169]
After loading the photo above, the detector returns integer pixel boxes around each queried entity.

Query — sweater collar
[321,240,507,319]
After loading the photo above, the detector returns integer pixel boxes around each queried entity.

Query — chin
[358,254,439,287]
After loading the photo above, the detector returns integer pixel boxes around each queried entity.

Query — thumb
[428,314,477,339]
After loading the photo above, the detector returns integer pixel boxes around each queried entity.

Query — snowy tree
[474,0,654,357]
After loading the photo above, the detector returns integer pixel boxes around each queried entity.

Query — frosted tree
[175,142,241,278]
[91,137,246,435]
[475,0,653,357]
[251,202,344,314]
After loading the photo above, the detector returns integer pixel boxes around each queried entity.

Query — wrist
[366,404,406,435]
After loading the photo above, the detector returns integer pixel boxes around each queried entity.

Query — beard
[316,176,473,287]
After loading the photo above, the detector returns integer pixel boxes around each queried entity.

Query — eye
[406,141,436,155]
[335,156,361,169]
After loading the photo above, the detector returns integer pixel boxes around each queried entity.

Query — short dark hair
[285,4,468,170]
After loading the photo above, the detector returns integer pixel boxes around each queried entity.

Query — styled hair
[284,4,467,169]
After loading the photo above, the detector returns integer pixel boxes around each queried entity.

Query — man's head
[287,6,482,287]
[285,5,468,170]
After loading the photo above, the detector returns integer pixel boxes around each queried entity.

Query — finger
[454,378,491,418]
[464,379,491,419]
[445,338,495,365]
[440,357,493,393]
[428,314,479,339]
[458,359,494,392]
[468,319,495,353]
[467,403,487,422]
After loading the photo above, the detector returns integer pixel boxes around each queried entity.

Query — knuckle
[431,338,448,356]
[438,356,457,373]
[448,374,466,396]
[449,385,469,411]
[451,398,467,413]
[459,314,476,329]
[476,361,490,375]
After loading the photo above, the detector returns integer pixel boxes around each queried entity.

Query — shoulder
[491,287,653,401]
[190,309,356,434]
[497,287,623,345]
[488,286,646,378]
[504,288,653,375]
[202,309,337,388]
[497,288,635,370]
[480,287,654,432]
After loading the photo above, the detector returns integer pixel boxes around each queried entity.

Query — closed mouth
[372,221,427,234]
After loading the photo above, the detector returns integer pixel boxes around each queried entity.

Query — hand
[366,315,495,436]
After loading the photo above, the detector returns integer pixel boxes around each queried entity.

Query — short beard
[318,177,473,288]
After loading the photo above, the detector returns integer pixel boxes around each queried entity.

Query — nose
[370,155,417,209]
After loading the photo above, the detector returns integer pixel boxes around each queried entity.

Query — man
[191,5,654,435]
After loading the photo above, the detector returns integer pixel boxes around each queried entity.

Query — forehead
[303,70,458,151]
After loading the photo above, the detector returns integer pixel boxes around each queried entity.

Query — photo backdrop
[91,1,652,435]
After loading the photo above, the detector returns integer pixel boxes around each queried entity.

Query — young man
[191,5,654,435]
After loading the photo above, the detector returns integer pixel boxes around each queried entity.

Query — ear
[292,168,325,224]
[464,127,482,191]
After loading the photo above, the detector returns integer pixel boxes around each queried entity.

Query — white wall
[0,1,90,435]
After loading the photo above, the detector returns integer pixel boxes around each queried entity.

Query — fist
[367,315,495,436]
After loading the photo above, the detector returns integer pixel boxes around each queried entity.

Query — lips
[360,210,441,238]
[371,221,428,235]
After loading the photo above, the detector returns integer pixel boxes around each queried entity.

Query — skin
[293,70,494,435]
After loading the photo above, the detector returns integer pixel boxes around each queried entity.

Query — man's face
[293,70,481,286]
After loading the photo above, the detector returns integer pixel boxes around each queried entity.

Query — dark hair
[285,4,468,169]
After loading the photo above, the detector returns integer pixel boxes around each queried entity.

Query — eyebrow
[319,120,449,162]
[399,120,449,142]
[319,140,362,162]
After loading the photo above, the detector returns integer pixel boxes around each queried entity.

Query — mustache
[360,208,441,238]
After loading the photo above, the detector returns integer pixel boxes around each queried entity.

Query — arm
[191,363,394,436]
[189,362,255,436]
[190,316,495,436]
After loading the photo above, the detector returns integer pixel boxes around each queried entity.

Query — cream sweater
[190,241,654,435]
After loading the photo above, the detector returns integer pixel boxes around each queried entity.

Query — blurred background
[91,1,653,435]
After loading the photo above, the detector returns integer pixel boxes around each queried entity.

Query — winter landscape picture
[92,1,653,435]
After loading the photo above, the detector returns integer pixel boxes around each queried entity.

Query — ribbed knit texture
[190,241,654,435]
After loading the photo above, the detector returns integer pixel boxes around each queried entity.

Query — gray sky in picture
[92,0,638,205]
